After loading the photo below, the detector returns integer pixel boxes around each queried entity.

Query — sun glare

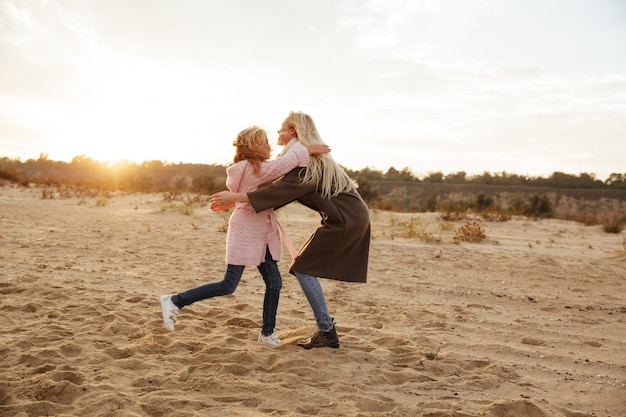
[33,54,229,165]
[6,32,298,167]
[105,159,131,168]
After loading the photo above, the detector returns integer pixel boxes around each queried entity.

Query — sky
[1,0,625,180]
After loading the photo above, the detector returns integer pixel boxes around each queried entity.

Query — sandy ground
[1,185,625,417]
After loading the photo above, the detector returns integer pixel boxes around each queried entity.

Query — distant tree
[525,194,553,218]
[607,173,622,184]
[445,171,467,184]
[578,172,598,187]
[71,154,96,166]
[142,160,165,169]
[353,176,378,203]
[477,171,494,185]
[546,171,602,189]
[424,171,444,183]
[399,167,416,181]
[346,166,384,182]
[385,167,399,177]
[606,173,626,188]
[383,166,415,182]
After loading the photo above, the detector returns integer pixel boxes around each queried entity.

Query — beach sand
[1,185,624,417]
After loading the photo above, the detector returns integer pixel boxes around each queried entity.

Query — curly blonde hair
[284,111,355,198]
[232,126,270,176]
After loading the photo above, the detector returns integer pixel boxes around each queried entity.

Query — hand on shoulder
[308,144,330,155]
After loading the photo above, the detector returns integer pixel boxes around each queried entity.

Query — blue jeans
[172,247,282,336]
[294,271,334,332]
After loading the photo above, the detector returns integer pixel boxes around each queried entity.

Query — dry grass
[372,213,490,244]
[601,212,625,233]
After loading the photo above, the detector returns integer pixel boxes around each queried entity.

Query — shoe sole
[258,341,281,347]
[258,336,282,347]
[297,341,340,349]
[160,295,175,331]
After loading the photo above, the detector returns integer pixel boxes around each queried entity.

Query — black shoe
[297,325,340,349]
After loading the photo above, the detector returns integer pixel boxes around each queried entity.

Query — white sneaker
[160,295,180,331]
[258,332,282,347]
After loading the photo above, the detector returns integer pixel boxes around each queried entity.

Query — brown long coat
[247,168,370,283]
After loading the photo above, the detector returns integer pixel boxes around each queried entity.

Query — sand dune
[1,185,624,416]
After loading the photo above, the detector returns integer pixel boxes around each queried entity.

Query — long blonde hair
[285,111,355,198]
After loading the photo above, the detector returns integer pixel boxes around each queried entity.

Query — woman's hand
[210,200,235,211]
[307,144,331,155]
[210,191,249,211]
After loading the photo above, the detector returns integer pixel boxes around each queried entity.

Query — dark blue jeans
[172,247,282,335]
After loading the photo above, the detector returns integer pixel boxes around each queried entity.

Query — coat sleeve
[248,168,317,213]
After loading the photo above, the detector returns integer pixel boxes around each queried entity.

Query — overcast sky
[1,0,625,179]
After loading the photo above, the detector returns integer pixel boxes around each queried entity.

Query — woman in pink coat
[160,126,329,347]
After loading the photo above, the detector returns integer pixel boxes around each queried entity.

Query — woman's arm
[211,168,315,213]
[211,144,329,212]
[210,191,249,211]
[255,144,329,185]
[247,168,316,212]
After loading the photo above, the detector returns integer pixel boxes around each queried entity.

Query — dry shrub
[576,211,598,226]
[439,202,466,221]
[376,216,442,242]
[601,212,624,234]
[524,194,553,218]
[372,198,402,212]
[159,203,193,215]
[480,210,512,222]
[40,188,54,199]
[453,220,486,244]
[410,219,441,243]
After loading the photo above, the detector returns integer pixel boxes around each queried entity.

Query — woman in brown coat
[211,111,370,349]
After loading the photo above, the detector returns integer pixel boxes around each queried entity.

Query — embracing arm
[211,168,314,212]
[210,191,248,211]
[255,144,328,184]
[247,168,316,212]
[210,144,328,212]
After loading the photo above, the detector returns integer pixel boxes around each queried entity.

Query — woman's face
[277,119,296,146]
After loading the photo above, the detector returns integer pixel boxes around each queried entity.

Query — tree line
[1,154,625,194]
[345,166,626,189]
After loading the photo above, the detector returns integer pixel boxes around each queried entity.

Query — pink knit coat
[224,146,309,266]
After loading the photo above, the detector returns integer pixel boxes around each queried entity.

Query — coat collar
[278,138,305,157]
